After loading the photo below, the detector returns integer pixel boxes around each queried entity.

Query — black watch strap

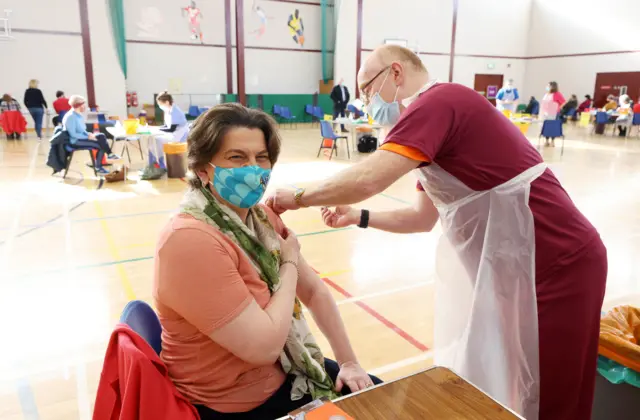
[358,209,369,229]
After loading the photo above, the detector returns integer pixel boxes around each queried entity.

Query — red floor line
[320,275,429,352]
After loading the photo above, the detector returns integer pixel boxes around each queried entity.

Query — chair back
[541,119,563,138]
[97,113,107,124]
[313,106,324,118]
[59,110,68,122]
[123,119,139,135]
[566,108,577,118]
[120,300,162,355]
[188,105,200,117]
[304,104,314,115]
[281,107,291,118]
[273,105,282,116]
[320,120,336,139]
[632,113,640,126]
[595,111,609,124]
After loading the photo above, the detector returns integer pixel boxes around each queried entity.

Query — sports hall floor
[1,124,640,419]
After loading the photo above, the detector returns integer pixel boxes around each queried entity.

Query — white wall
[0,0,126,120]
[525,0,640,101]
[0,0,84,117]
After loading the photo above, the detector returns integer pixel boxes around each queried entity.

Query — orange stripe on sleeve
[379,142,431,162]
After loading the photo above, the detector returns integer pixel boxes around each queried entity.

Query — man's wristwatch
[293,188,307,208]
[358,209,370,228]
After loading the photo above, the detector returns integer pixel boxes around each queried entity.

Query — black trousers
[333,106,347,131]
[71,134,112,168]
[196,358,382,420]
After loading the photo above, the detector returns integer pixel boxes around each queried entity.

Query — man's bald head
[357,44,430,112]
[359,45,427,82]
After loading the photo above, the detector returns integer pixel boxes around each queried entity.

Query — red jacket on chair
[93,324,200,420]
[0,110,27,134]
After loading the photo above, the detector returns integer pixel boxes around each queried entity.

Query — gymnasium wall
[124,0,328,110]
[524,0,640,102]
[0,0,126,119]
[334,0,532,100]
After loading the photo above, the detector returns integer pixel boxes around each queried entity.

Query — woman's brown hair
[156,91,173,104]
[1,94,12,103]
[548,81,559,93]
[187,103,282,189]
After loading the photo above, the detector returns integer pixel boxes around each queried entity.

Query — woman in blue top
[62,95,119,175]
[140,91,189,180]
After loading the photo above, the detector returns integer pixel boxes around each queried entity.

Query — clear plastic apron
[416,162,546,420]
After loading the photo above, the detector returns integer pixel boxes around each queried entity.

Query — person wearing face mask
[495,78,519,112]
[62,95,119,175]
[266,44,607,420]
[141,91,189,180]
[153,103,379,420]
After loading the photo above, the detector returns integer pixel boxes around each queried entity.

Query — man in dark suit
[330,78,350,132]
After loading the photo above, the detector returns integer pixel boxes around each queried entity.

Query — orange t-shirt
[153,206,287,413]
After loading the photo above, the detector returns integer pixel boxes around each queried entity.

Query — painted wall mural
[250,0,273,38]
[287,9,304,47]
[182,0,204,43]
[137,6,164,38]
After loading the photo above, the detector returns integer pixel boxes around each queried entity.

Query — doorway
[593,72,640,108]
[474,74,504,106]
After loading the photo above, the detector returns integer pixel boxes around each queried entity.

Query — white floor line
[2,140,41,274]
[336,280,433,306]
[368,351,434,377]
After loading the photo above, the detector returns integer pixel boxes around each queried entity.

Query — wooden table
[332,367,522,419]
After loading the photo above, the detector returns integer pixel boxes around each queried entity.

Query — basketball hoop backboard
[0,9,14,40]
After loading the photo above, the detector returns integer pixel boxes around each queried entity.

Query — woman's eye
[257,155,269,161]
[230,155,243,160]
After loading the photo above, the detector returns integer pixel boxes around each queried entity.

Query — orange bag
[598,305,640,372]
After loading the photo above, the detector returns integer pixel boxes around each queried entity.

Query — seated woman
[559,94,578,121]
[63,95,119,175]
[0,93,26,140]
[577,94,592,113]
[140,91,189,180]
[154,103,380,420]
[603,95,618,112]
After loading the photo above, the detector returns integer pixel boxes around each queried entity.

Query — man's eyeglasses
[359,66,390,105]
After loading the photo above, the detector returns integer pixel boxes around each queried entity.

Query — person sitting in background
[62,95,119,175]
[559,94,578,122]
[0,93,25,139]
[615,94,632,137]
[577,94,592,113]
[140,91,189,180]
[53,91,72,115]
[154,104,380,420]
[524,96,539,116]
[633,98,640,115]
[603,95,618,111]
[23,79,48,140]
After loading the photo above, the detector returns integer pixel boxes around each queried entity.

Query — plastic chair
[516,104,527,113]
[97,113,107,124]
[188,105,201,118]
[304,104,316,124]
[312,106,324,121]
[281,107,297,128]
[120,300,162,355]
[538,119,565,156]
[318,120,349,160]
[63,144,98,178]
[565,108,577,122]
[593,111,614,135]
[631,113,640,136]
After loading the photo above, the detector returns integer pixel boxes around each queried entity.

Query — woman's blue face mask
[208,163,271,209]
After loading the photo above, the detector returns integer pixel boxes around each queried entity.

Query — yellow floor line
[93,201,136,300]
[318,268,351,278]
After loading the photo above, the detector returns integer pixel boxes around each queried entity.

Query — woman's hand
[278,228,300,265]
[321,206,359,228]
[336,361,374,392]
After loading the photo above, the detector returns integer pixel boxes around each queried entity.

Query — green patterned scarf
[179,186,339,401]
